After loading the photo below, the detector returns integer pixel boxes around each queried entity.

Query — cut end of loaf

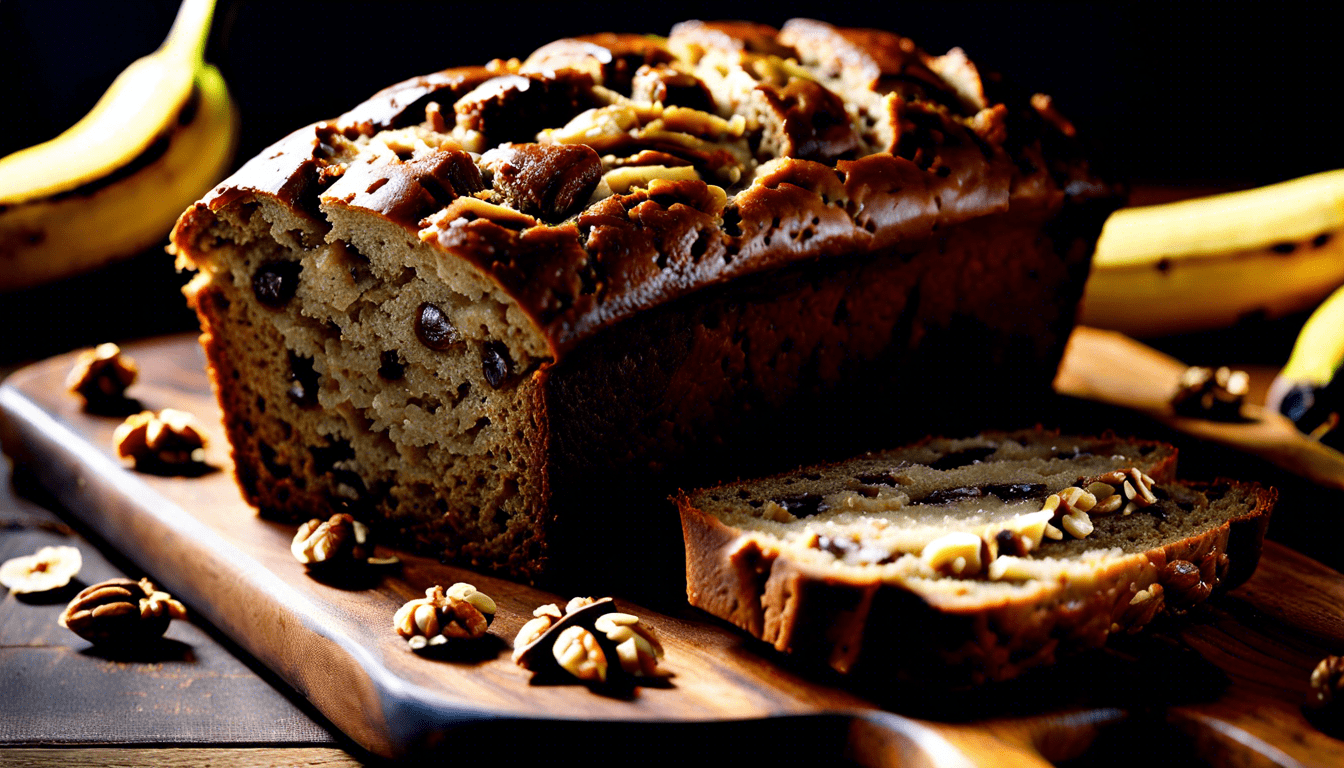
[677,430,1273,681]
[183,190,553,579]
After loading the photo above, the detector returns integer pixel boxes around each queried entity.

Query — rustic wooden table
[0,454,368,767]
[1,173,1340,765]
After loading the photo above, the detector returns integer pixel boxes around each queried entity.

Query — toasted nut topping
[542,104,645,148]
[291,513,371,566]
[1121,471,1158,508]
[113,409,206,469]
[987,555,1034,582]
[431,196,539,229]
[1043,522,1065,540]
[553,625,607,682]
[59,577,186,646]
[1,545,82,594]
[66,343,137,406]
[1091,470,1130,486]
[658,105,746,138]
[1060,510,1094,539]
[921,531,984,577]
[999,509,1055,553]
[593,164,700,199]
[393,583,495,648]
[1057,486,1097,514]
[1086,481,1117,500]
[1091,493,1125,516]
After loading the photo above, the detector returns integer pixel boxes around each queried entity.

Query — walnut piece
[112,409,206,469]
[290,513,372,566]
[59,577,186,646]
[553,625,608,682]
[1310,655,1344,710]
[594,612,665,677]
[920,531,985,577]
[1,545,82,594]
[1172,365,1249,420]
[513,597,667,684]
[393,583,496,648]
[66,343,137,406]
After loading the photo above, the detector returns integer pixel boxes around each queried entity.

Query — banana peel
[1080,170,1344,338]
[0,0,237,291]
[1265,283,1344,448]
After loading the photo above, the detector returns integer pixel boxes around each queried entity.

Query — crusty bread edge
[677,479,1275,682]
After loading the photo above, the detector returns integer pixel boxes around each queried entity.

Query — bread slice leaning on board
[676,430,1274,682]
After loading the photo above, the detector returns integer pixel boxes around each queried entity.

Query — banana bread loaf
[170,20,1120,584]
[676,430,1274,681]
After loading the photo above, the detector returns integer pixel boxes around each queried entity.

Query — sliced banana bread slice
[675,430,1273,682]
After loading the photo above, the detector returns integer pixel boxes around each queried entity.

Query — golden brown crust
[677,479,1275,682]
[169,20,1120,584]
[173,19,1118,361]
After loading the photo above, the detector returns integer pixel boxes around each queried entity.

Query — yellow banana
[0,0,237,291]
[1265,283,1344,449]
[1079,170,1344,338]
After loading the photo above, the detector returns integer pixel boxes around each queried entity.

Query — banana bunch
[0,0,237,291]
[1079,170,1344,338]
[1266,284,1344,449]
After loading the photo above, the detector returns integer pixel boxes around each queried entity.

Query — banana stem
[161,0,217,63]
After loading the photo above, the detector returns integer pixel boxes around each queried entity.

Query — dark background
[2,0,1341,362]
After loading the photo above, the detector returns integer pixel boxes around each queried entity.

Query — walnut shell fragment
[1,545,82,594]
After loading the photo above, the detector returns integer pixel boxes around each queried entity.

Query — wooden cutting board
[2,334,1343,766]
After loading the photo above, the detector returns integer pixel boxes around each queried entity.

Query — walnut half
[59,577,187,646]
[1,545,82,594]
[291,513,372,566]
[512,597,667,684]
[112,409,207,469]
[393,583,497,649]
[66,343,137,407]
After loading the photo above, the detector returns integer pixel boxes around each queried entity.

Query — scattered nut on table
[291,513,374,567]
[1310,655,1344,711]
[393,583,496,649]
[1,545,82,594]
[66,343,138,407]
[512,596,666,683]
[58,577,187,646]
[1171,365,1249,420]
[112,408,207,469]
[594,611,665,677]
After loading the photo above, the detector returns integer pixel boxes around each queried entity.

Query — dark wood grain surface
[3,334,1344,767]
[0,456,341,749]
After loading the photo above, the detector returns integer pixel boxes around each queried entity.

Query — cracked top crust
[173,19,1117,360]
